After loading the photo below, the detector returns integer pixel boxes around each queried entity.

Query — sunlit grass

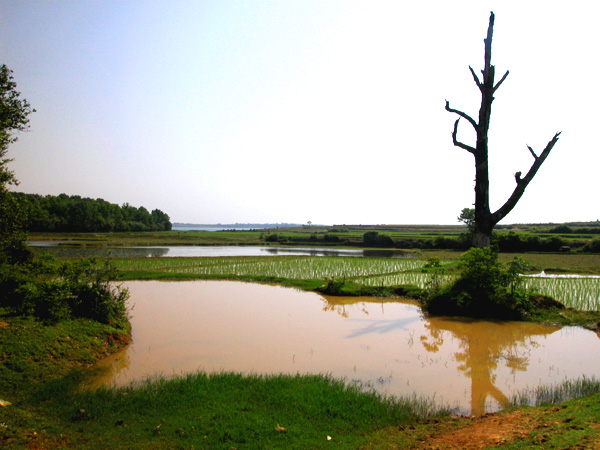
[114,256,426,281]
[111,256,600,310]
[522,276,600,311]
[510,376,600,407]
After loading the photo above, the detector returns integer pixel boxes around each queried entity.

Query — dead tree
[445,12,561,248]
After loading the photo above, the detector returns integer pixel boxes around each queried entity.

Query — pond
[90,281,600,415]
[28,243,415,258]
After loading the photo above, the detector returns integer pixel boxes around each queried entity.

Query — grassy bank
[106,254,600,321]
[4,245,600,448]
[0,310,448,449]
[3,311,600,449]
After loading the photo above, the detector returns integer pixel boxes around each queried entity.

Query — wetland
[91,280,600,416]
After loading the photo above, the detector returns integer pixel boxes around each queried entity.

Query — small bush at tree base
[422,247,548,320]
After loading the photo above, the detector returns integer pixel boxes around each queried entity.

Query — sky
[0,1,598,225]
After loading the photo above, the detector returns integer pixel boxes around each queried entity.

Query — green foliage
[0,65,34,261]
[0,65,34,163]
[13,192,171,232]
[363,231,396,247]
[582,238,600,253]
[0,257,129,325]
[457,207,475,233]
[422,257,447,293]
[423,248,543,319]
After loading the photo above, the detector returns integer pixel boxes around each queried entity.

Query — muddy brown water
[91,281,600,415]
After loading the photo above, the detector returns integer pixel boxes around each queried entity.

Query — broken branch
[469,66,482,90]
[451,119,476,154]
[445,100,478,130]
[493,70,509,93]
[526,144,538,159]
[492,131,562,224]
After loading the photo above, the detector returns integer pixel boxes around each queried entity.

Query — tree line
[13,192,172,232]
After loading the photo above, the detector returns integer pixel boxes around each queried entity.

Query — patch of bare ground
[410,411,533,449]
[368,404,600,450]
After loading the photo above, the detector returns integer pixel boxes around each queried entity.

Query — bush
[363,231,396,248]
[0,257,129,325]
[583,238,600,253]
[423,248,538,320]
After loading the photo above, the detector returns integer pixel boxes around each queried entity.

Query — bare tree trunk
[445,12,560,248]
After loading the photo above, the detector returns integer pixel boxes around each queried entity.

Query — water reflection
[30,243,416,258]
[90,281,600,415]
[420,318,558,415]
[30,245,170,258]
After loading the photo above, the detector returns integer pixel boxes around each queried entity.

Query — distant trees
[445,12,560,248]
[14,192,172,232]
[363,231,395,248]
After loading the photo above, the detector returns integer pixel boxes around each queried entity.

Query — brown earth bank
[367,403,600,449]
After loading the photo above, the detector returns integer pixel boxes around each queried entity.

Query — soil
[411,411,534,449]
[395,407,600,450]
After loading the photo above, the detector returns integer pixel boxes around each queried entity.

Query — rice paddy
[113,256,427,281]
[522,275,600,311]
[112,255,600,310]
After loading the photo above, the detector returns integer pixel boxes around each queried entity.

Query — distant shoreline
[173,222,309,229]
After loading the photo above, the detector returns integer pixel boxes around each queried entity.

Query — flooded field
[28,243,414,258]
[91,281,600,415]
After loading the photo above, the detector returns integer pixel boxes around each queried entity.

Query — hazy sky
[1,1,598,225]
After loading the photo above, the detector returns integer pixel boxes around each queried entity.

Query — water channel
[29,242,415,258]
[91,280,600,415]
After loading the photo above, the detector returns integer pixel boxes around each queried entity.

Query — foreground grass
[0,312,448,449]
[4,313,600,449]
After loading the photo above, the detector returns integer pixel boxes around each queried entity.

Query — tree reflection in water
[420,317,560,415]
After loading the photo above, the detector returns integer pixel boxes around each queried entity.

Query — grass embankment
[4,312,600,449]
[0,310,448,449]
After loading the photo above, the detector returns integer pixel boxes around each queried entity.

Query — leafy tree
[363,231,395,248]
[0,65,35,262]
[445,13,560,248]
[457,207,475,233]
[14,192,171,232]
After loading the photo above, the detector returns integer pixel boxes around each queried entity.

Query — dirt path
[412,411,533,449]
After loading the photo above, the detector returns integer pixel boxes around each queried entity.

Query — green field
[107,253,600,311]
[4,228,600,448]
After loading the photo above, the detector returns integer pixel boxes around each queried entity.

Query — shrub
[363,231,396,248]
[0,257,129,325]
[423,248,539,320]
[582,238,600,253]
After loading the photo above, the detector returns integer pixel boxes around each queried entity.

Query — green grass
[510,376,600,408]
[45,373,443,450]
[4,246,600,448]
[110,254,600,311]
[494,393,600,449]
[0,312,448,449]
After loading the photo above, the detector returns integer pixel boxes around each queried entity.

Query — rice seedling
[358,273,456,289]
[522,276,600,310]
[114,256,427,281]
[113,256,600,310]
[510,376,600,407]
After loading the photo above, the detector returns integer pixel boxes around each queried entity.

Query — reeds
[510,376,600,407]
